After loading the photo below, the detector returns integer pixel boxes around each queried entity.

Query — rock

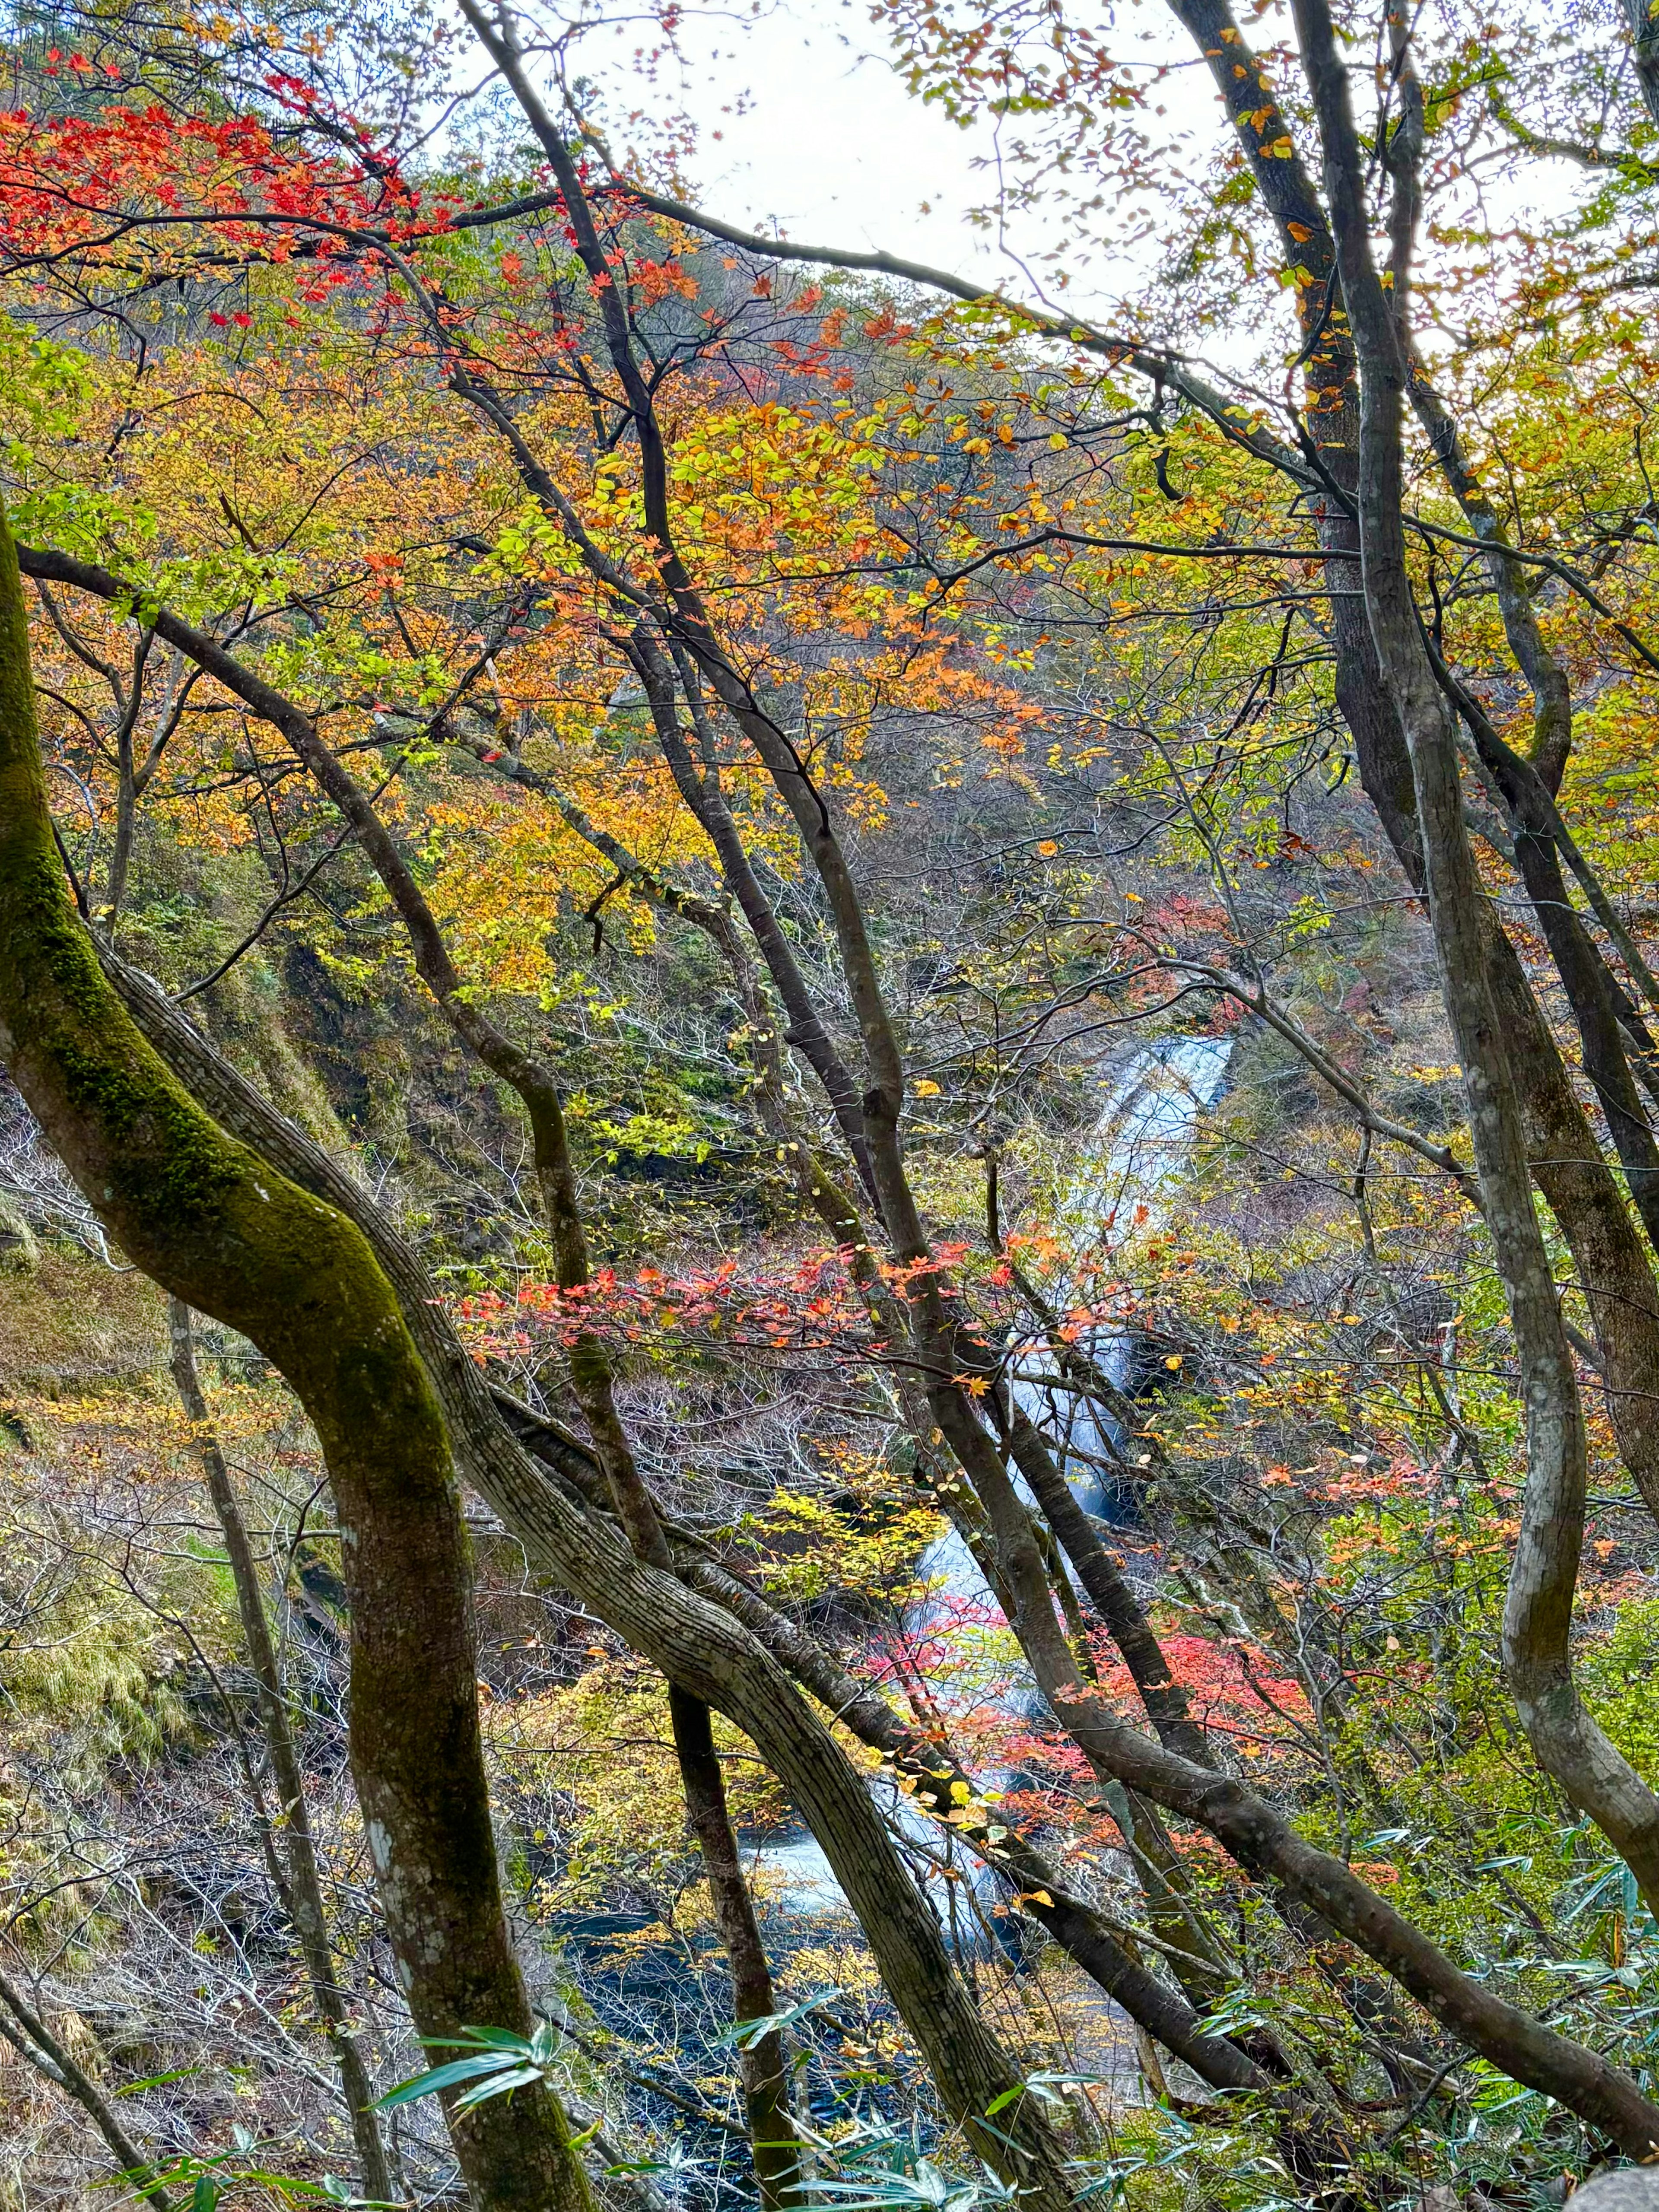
[1571,2170,1659,2209]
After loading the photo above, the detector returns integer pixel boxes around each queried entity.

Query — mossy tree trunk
[0,505,593,2212]
[12,527,1086,2212]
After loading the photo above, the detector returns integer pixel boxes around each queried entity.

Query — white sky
[560,0,1589,345]
[658,0,1013,275]
[574,0,1126,299]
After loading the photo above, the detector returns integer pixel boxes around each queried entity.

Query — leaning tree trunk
[1,516,1078,2208]
[0,503,594,2212]
[1292,0,1659,1919]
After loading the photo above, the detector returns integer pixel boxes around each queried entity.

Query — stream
[749,1035,1233,1935]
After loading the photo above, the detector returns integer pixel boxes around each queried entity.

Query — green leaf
[713,1987,840,2049]
[376,2052,528,2110]
[375,2024,566,2115]
[115,2068,202,2097]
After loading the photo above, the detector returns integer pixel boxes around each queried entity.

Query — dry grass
[0,1247,167,1396]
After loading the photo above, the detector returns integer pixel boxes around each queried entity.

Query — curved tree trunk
[0,554,1078,2203]
[0,505,594,2212]
[1291,0,1659,1918]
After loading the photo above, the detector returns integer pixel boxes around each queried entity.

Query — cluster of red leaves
[0,73,886,415]
[460,1249,874,1361]
[0,98,374,271]
[1091,1629,1314,1758]
[456,1238,1133,1367]
[0,70,567,285]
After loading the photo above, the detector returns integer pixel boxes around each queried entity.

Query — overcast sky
[662,1,1011,271]
[561,0,1586,348]
[578,0,1092,293]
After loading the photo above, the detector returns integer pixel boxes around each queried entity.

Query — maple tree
[9,2,1659,2209]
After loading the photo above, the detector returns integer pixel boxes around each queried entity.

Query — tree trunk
[1292,0,1659,1917]
[167,1297,394,2205]
[0,504,594,2212]
[667,1689,804,2207]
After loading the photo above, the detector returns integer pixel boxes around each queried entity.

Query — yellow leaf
[914,1078,941,1096]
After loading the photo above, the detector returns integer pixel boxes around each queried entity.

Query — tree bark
[667,1689,804,2207]
[0,503,594,2212]
[1290,0,1659,1917]
[167,1297,394,2204]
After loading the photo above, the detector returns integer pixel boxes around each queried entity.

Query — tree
[11,1,1659,2201]
[0,501,598,2212]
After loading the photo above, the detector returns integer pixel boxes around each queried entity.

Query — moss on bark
[0,504,593,2212]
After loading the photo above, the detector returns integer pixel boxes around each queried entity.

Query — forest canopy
[4,2,1659,2209]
